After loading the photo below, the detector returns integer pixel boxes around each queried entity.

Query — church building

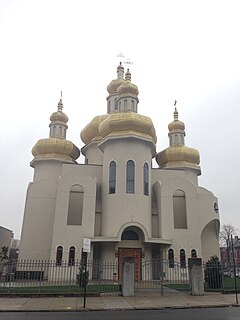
[19,63,220,272]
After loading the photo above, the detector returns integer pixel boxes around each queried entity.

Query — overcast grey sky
[0,0,240,239]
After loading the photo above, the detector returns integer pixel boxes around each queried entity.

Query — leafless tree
[220,224,237,265]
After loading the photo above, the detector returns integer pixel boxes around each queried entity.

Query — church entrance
[118,247,142,281]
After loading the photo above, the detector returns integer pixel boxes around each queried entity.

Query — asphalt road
[0,307,239,320]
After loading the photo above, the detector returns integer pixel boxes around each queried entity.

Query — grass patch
[0,284,121,295]
[164,283,190,291]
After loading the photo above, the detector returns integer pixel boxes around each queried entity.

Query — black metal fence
[0,259,239,295]
[0,260,120,295]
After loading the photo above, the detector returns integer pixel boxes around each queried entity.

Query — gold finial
[117,52,125,60]
[173,100,178,120]
[125,68,131,81]
[123,57,133,70]
[58,91,63,111]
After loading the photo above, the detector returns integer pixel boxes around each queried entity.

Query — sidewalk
[0,291,239,312]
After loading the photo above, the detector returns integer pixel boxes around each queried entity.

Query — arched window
[108,101,111,113]
[67,185,84,225]
[191,249,197,258]
[180,249,186,268]
[56,246,63,266]
[126,160,135,193]
[131,100,134,109]
[109,161,116,194]
[124,99,127,109]
[181,135,184,144]
[121,230,139,240]
[168,249,174,268]
[214,203,219,213]
[143,163,149,195]
[119,101,121,109]
[68,246,75,266]
[114,98,118,110]
[173,189,187,229]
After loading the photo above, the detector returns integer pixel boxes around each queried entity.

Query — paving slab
[0,297,30,311]
[49,297,77,310]
[76,297,105,310]
[101,296,134,310]
[19,297,55,310]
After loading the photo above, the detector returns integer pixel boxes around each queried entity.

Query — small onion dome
[107,78,125,94]
[98,112,157,143]
[50,98,69,124]
[168,107,185,131]
[156,145,200,171]
[107,63,125,94]
[80,114,108,144]
[50,111,68,124]
[32,138,80,161]
[168,119,185,131]
[117,81,139,96]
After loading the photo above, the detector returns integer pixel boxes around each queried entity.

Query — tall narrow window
[173,189,187,229]
[56,246,63,266]
[143,163,149,195]
[191,249,197,258]
[109,161,116,194]
[180,249,186,268]
[67,185,84,225]
[126,160,135,193]
[124,99,127,109]
[68,246,75,266]
[168,249,174,268]
[114,98,118,110]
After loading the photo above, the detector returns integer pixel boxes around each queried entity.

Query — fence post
[188,258,204,295]
[231,234,239,305]
[122,257,134,297]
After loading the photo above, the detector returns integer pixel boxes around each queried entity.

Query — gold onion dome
[98,112,157,143]
[80,114,108,144]
[50,111,68,123]
[32,98,80,162]
[50,99,69,123]
[156,107,200,173]
[168,108,185,131]
[156,146,200,169]
[107,62,125,94]
[117,69,139,96]
[32,138,80,161]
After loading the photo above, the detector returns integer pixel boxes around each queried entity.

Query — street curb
[0,304,239,312]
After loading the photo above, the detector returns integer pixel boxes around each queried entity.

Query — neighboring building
[19,63,220,274]
[9,239,20,260]
[220,236,240,266]
[0,226,13,252]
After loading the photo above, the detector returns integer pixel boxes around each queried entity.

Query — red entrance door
[118,248,142,281]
